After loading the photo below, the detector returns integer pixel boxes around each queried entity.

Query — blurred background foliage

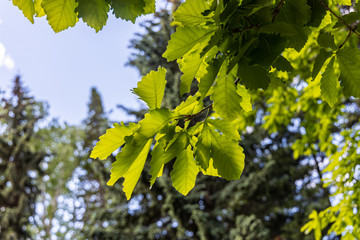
[1,1,359,239]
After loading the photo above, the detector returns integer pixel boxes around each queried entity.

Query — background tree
[80,4,333,239]
[0,77,48,239]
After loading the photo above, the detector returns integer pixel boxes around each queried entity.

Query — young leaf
[163,26,216,61]
[337,47,360,98]
[212,62,243,121]
[198,57,225,99]
[34,0,45,17]
[207,119,241,140]
[108,0,145,23]
[12,0,35,23]
[170,145,199,195]
[320,57,338,107]
[76,0,109,32]
[41,0,78,32]
[136,108,173,139]
[173,0,212,26]
[143,0,155,14]
[201,158,220,177]
[173,93,202,116]
[178,48,208,96]
[107,138,151,186]
[200,124,245,180]
[237,85,252,112]
[150,132,189,186]
[132,67,167,110]
[90,122,139,160]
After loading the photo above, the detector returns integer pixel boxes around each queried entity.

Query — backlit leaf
[212,61,243,121]
[163,26,216,61]
[173,0,212,26]
[170,145,199,195]
[42,0,78,32]
[76,0,109,32]
[320,57,338,107]
[108,0,145,23]
[133,67,167,110]
[337,47,360,97]
[12,0,35,23]
[90,122,139,160]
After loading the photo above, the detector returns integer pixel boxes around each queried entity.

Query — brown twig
[319,0,360,37]
[272,0,285,23]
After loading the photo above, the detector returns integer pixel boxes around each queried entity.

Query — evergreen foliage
[0,77,48,239]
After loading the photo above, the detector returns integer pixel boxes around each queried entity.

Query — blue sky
[0,1,153,124]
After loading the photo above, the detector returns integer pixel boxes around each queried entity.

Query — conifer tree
[0,76,48,239]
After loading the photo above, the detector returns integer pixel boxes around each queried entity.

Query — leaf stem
[338,30,352,49]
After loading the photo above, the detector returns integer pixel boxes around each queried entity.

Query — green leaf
[272,56,294,72]
[212,61,243,121]
[337,47,360,97]
[333,0,351,5]
[150,132,189,186]
[200,123,244,180]
[237,62,270,90]
[198,57,225,99]
[320,57,338,107]
[211,135,245,180]
[249,34,286,68]
[170,145,199,195]
[173,93,202,116]
[276,0,311,25]
[201,158,220,177]
[143,0,155,14]
[34,0,45,17]
[90,122,139,160]
[13,0,35,23]
[173,0,212,26]
[42,0,78,32]
[136,108,173,139]
[76,0,109,32]
[178,48,208,96]
[107,138,150,186]
[108,0,145,23]
[236,84,253,112]
[132,67,167,110]
[107,138,152,200]
[307,0,328,27]
[317,32,337,50]
[163,26,216,61]
[312,49,332,80]
[207,119,240,140]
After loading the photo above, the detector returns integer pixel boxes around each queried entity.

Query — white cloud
[0,42,15,70]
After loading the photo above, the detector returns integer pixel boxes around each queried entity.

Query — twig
[272,0,285,23]
[319,0,360,37]
[339,30,352,49]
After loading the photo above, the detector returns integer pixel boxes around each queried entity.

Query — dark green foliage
[0,77,48,239]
